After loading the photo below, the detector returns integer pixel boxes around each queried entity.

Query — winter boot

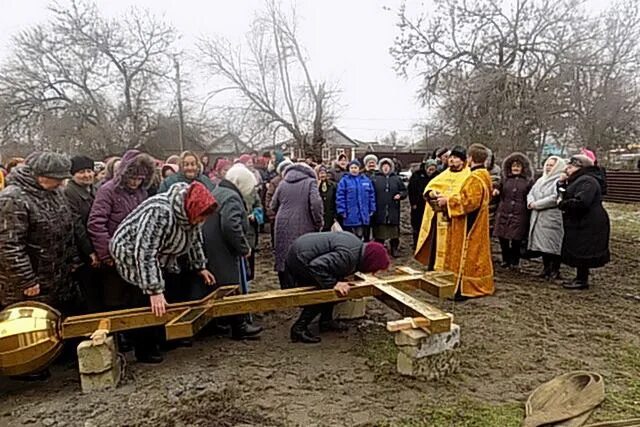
[290,307,321,343]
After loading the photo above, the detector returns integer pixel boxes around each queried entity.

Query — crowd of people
[0,143,611,377]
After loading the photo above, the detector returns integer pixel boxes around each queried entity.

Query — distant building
[281,127,358,163]
[199,133,253,159]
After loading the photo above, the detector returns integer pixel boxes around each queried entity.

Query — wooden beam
[373,284,452,334]
[165,308,209,341]
[61,285,240,339]
[386,317,430,332]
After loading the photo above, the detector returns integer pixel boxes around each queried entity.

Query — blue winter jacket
[336,174,376,227]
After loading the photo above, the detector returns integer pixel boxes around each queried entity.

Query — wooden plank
[165,308,208,341]
[373,284,452,334]
[203,283,378,318]
[386,317,430,332]
[416,273,456,299]
[61,285,240,339]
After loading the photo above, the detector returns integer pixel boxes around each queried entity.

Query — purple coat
[271,163,323,272]
[494,153,534,241]
[88,150,154,261]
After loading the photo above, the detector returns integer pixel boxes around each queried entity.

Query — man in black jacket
[283,232,390,343]
[408,158,438,249]
[64,155,100,313]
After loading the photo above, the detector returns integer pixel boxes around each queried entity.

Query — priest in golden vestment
[415,144,494,298]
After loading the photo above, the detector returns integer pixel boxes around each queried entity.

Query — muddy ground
[1,202,639,427]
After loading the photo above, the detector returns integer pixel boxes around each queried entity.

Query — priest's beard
[449,164,464,172]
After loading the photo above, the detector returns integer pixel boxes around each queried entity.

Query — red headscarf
[185,181,217,222]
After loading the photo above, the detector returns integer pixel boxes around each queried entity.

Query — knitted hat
[185,181,217,222]
[449,145,467,162]
[26,152,71,179]
[580,148,596,163]
[360,242,390,273]
[348,159,361,168]
[569,154,594,168]
[276,159,293,175]
[70,155,95,175]
[363,154,379,166]
[162,163,179,175]
[425,159,438,168]
[214,158,232,175]
[315,164,328,175]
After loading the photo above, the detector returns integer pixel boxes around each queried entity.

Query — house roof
[279,127,359,148]
[201,133,251,154]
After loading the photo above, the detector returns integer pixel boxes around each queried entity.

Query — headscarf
[184,181,217,222]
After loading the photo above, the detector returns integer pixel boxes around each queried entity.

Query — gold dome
[0,302,63,376]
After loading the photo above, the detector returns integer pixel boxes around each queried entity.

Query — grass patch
[606,202,640,241]
[376,401,523,427]
[354,323,397,370]
[589,344,640,422]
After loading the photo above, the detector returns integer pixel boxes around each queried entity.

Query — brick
[333,298,367,320]
[394,328,430,347]
[77,336,116,374]
[79,362,121,393]
[397,347,460,380]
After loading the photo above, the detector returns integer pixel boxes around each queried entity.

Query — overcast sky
[0,0,613,143]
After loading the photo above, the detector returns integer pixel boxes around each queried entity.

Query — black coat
[371,172,407,225]
[202,185,251,286]
[408,166,437,229]
[284,232,363,289]
[319,180,337,231]
[64,180,96,261]
[494,153,534,241]
[558,166,610,268]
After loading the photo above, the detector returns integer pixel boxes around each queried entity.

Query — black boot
[390,238,400,258]
[10,369,51,382]
[135,344,163,364]
[117,333,133,353]
[538,256,552,279]
[231,317,263,340]
[291,307,321,344]
[318,304,348,332]
[563,279,589,290]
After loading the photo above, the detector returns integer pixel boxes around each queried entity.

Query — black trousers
[499,238,522,266]
[576,266,590,283]
[542,253,561,274]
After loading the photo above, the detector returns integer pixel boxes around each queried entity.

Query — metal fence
[604,170,640,203]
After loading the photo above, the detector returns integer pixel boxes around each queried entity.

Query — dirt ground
[1,202,639,427]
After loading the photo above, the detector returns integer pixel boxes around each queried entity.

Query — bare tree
[198,1,337,161]
[392,0,640,162]
[0,0,177,154]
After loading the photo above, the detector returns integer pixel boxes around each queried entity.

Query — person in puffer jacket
[110,181,217,363]
[336,159,376,239]
[0,152,76,311]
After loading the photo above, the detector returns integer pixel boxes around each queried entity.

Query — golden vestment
[415,167,494,297]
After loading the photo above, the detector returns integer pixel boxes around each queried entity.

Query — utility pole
[174,56,185,152]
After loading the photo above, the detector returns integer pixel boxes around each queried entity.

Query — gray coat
[202,185,251,286]
[271,163,323,272]
[527,172,564,255]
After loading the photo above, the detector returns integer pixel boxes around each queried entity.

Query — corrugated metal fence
[604,170,640,203]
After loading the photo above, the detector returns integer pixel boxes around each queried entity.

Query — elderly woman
[493,152,534,269]
[372,158,407,257]
[527,156,566,280]
[88,150,155,355]
[316,164,337,232]
[270,163,324,288]
[158,151,215,193]
[557,155,610,289]
[110,182,217,362]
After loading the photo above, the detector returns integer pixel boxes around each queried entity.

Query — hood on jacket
[502,152,533,180]
[283,162,316,183]
[114,150,156,189]
[377,158,395,174]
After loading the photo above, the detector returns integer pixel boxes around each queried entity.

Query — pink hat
[237,154,252,165]
[581,148,596,163]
